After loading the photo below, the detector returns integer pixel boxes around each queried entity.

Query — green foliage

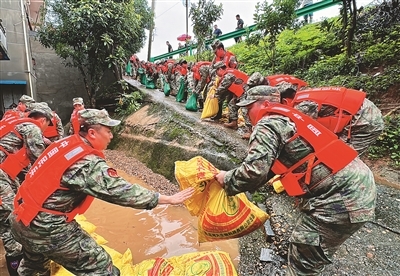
[304,54,359,85]
[251,191,266,204]
[115,90,143,117]
[358,37,400,68]
[247,0,297,72]
[368,115,400,168]
[38,0,152,106]
[189,0,223,59]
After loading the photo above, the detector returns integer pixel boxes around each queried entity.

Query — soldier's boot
[224,120,238,130]
[211,103,223,121]
[242,132,251,140]
[6,254,23,276]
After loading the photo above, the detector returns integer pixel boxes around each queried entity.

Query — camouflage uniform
[9,109,161,275]
[186,69,196,96]
[223,98,376,275]
[215,73,238,120]
[293,98,384,155]
[0,107,49,272]
[2,95,36,120]
[194,64,211,101]
[53,112,65,141]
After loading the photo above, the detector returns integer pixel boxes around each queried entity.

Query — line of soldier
[126,39,384,149]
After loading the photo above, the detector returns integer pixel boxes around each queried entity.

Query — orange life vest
[70,109,80,134]
[192,61,211,80]
[291,87,366,134]
[223,51,237,68]
[0,117,42,180]
[223,69,249,97]
[2,109,26,120]
[215,50,236,68]
[43,112,59,139]
[255,103,358,196]
[13,135,104,226]
[266,74,308,90]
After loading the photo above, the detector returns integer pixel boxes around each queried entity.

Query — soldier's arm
[64,156,160,210]
[20,124,47,163]
[55,114,65,139]
[215,73,235,97]
[223,117,292,196]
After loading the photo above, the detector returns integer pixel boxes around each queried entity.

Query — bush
[368,114,400,168]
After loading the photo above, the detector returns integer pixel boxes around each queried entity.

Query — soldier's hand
[214,171,226,187]
[158,187,195,205]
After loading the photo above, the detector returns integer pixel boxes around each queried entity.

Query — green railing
[150,0,341,62]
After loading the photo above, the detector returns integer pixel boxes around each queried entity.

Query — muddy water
[84,170,240,268]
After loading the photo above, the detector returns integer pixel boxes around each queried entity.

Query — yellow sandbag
[90,232,108,245]
[201,87,219,119]
[175,156,270,243]
[168,250,238,276]
[175,157,219,216]
[76,220,97,234]
[198,180,269,242]
[130,250,237,276]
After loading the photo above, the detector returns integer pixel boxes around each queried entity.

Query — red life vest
[70,109,80,134]
[215,50,236,68]
[224,51,237,68]
[0,117,42,180]
[224,69,249,97]
[255,103,358,196]
[2,109,26,120]
[266,74,308,90]
[291,87,366,134]
[13,135,104,226]
[43,112,59,139]
[192,61,211,80]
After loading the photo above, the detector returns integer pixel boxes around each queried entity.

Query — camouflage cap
[275,81,298,92]
[247,72,265,86]
[211,39,223,50]
[236,85,281,107]
[72,97,84,105]
[213,61,226,70]
[29,102,54,124]
[19,95,36,104]
[79,109,121,127]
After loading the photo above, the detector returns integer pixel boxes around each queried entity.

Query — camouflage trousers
[10,218,120,276]
[0,169,22,257]
[286,212,365,275]
[216,89,239,121]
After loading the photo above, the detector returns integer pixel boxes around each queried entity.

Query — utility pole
[147,0,155,61]
[185,0,188,38]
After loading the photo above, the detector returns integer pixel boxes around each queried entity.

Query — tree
[189,0,223,61]
[247,0,297,73]
[38,0,153,107]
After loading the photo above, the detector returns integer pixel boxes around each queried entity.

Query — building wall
[0,0,36,112]
[30,37,87,124]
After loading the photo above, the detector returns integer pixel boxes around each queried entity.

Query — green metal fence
[150,0,341,62]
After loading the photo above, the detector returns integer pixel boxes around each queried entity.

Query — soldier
[69,97,85,135]
[0,103,53,275]
[192,61,212,109]
[11,109,194,275]
[214,86,376,275]
[39,102,64,143]
[281,86,385,155]
[2,95,36,120]
[210,62,249,130]
[210,40,238,69]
